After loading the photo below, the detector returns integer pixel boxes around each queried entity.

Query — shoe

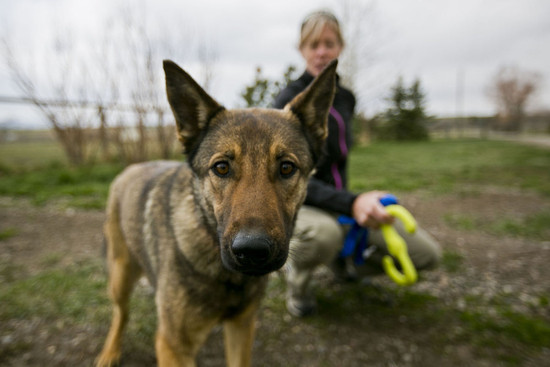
[330,257,359,282]
[284,264,317,317]
[286,291,317,317]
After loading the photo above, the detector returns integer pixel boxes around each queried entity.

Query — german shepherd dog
[96,59,337,367]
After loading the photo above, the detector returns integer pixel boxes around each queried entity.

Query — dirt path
[489,132,550,149]
[1,190,549,366]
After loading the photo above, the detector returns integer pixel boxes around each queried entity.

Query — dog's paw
[95,349,121,367]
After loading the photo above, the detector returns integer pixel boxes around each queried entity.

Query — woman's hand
[351,191,394,229]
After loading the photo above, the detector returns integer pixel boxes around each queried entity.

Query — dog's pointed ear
[285,59,338,159]
[163,60,224,154]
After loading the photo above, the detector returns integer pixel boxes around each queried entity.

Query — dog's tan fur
[96,60,337,367]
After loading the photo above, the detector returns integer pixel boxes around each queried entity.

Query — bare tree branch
[2,5,218,165]
[486,65,541,131]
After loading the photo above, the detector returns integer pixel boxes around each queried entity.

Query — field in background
[1,135,549,208]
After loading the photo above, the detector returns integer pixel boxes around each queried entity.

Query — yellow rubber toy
[380,204,418,286]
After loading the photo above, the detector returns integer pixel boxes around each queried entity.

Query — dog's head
[164,60,336,276]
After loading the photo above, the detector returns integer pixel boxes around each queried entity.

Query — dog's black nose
[231,232,272,265]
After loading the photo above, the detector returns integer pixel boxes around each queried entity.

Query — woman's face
[300,25,342,77]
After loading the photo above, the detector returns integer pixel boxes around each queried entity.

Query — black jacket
[273,71,358,216]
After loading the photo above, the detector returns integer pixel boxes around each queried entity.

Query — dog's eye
[280,161,297,178]
[212,162,230,177]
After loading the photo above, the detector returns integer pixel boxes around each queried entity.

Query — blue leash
[338,194,399,265]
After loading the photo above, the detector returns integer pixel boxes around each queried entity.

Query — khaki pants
[286,205,442,300]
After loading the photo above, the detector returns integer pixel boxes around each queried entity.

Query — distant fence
[429,115,550,139]
[0,95,171,121]
[2,95,549,147]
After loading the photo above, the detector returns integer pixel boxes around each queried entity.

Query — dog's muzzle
[222,231,288,276]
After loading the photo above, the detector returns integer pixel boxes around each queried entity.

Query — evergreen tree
[241,65,296,108]
[377,77,430,140]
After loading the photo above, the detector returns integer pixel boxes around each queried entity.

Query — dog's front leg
[223,300,260,367]
[155,291,216,367]
[155,321,214,367]
[155,330,197,367]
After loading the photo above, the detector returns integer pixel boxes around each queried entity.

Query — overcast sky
[1,0,549,128]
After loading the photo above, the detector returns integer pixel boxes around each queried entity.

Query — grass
[441,250,464,273]
[3,258,548,364]
[443,213,477,231]
[0,160,124,209]
[444,210,550,240]
[1,138,549,209]
[0,260,109,321]
[348,139,550,196]
[265,274,550,365]
[0,139,67,169]
[0,258,157,354]
[461,308,550,349]
[0,227,18,241]
[489,211,550,239]
[0,138,124,208]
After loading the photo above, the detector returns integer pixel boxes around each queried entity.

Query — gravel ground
[1,189,549,366]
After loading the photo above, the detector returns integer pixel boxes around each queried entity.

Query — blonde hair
[299,10,344,50]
